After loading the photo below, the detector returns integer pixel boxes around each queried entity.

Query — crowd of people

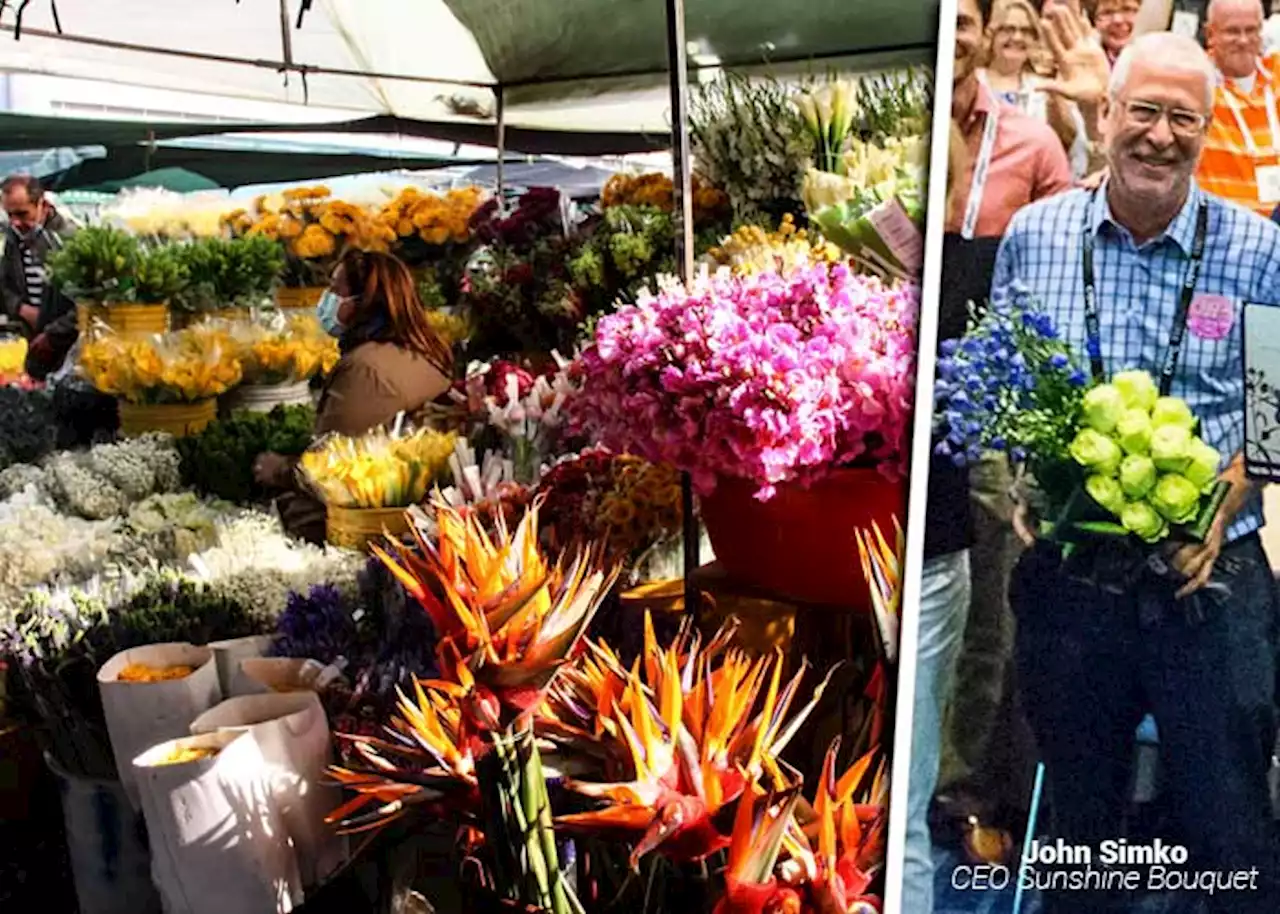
[909,0,1280,912]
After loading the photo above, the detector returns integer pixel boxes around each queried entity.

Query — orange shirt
[1198,53,1280,217]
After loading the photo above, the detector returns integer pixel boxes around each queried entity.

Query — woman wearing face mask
[252,249,453,543]
[979,0,1092,177]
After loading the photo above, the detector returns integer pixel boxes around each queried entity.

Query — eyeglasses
[995,24,1037,37]
[1121,100,1209,136]
[1218,25,1262,40]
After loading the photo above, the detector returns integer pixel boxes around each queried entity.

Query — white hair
[1108,32,1216,110]
[1205,0,1265,26]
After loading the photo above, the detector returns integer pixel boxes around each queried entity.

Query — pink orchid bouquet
[571,260,918,499]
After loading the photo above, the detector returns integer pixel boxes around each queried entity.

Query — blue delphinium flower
[933,283,1089,468]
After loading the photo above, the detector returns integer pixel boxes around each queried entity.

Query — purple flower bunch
[269,583,357,665]
[571,260,918,499]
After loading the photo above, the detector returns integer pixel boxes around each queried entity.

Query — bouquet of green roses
[1064,371,1229,544]
[934,286,1229,552]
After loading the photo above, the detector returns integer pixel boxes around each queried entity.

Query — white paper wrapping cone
[133,731,303,914]
[207,636,276,697]
[238,657,343,696]
[190,693,347,888]
[98,643,222,811]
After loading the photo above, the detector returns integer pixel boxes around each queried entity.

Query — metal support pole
[494,87,507,208]
[663,0,700,611]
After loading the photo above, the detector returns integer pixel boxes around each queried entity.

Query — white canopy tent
[0,0,937,134]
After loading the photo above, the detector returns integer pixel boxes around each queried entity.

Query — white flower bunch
[690,72,814,221]
[87,433,182,500]
[186,509,363,617]
[0,497,123,614]
[46,454,129,520]
[0,463,47,501]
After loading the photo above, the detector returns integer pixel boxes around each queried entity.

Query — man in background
[1197,0,1280,216]
[1,175,76,379]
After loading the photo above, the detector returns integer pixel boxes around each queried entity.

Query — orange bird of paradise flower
[551,612,840,869]
[326,500,619,834]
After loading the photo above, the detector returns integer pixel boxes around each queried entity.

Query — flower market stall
[0,20,929,910]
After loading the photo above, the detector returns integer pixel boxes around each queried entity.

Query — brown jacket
[278,341,451,543]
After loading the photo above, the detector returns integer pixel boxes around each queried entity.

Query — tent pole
[663,0,700,611]
[495,87,507,207]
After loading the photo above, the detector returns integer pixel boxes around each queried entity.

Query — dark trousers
[1011,534,1279,914]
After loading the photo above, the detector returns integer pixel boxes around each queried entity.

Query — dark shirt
[924,233,1002,560]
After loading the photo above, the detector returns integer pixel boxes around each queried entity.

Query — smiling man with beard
[991,30,1280,914]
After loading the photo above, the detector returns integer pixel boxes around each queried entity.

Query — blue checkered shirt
[992,180,1280,543]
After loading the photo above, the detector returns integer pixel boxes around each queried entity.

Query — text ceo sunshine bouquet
[933,284,1230,584]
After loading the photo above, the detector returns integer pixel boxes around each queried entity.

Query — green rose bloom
[1085,474,1126,517]
[1121,500,1169,543]
[1149,473,1202,525]
[1184,439,1222,491]
[1082,384,1126,434]
[1151,396,1196,430]
[1116,408,1153,455]
[1119,454,1158,500]
[1113,370,1158,412]
[1150,423,1192,473]
[1069,428,1123,476]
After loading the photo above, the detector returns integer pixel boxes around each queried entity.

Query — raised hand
[1039,4,1110,104]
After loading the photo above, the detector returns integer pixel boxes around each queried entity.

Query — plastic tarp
[0,0,938,130]
[0,112,669,156]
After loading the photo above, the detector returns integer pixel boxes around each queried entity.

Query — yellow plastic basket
[118,399,217,438]
[325,505,411,552]
[77,302,170,338]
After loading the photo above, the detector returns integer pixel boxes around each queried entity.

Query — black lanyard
[1081,192,1209,396]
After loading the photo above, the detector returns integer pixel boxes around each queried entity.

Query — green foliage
[854,67,933,139]
[173,235,285,311]
[134,243,190,304]
[177,404,315,504]
[46,225,141,302]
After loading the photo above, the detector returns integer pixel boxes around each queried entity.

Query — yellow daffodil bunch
[0,337,27,377]
[80,324,243,404]
[704,214,842,275]
[231,313,340,385]
[601,172,729,222]
[300,424,457,509]
[377,186,485,247]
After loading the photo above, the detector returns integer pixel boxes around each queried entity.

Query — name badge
[1257,164,1280,204]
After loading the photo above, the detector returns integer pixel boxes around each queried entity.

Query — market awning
[0,0,937,127]
[0,112,668,157]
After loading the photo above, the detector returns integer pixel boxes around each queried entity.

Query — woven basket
[118,399,217,438]
[325,505,410,552]
[274,287,324,311]
[76,302,170,338]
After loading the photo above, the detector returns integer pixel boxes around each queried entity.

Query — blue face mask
[316,290,348,337]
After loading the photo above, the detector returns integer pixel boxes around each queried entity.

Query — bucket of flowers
[934,284,1232,591]
[48,226,187,339]
[78,323,243,437]
[225,312,339,413]
[298,420,456,552]
[571,258,917,609]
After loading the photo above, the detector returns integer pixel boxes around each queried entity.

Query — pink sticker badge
[1186,294,1236,341]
